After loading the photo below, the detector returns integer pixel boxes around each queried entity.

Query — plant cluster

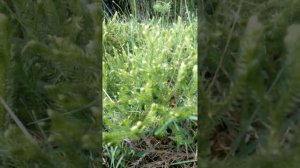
[199,0,300,166]
[103,14,197,167]
[0,0,101,167]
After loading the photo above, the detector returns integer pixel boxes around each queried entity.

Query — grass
[103,14,197,167]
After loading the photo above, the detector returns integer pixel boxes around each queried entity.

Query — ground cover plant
[103,2,197,167]
[199,0,300,167]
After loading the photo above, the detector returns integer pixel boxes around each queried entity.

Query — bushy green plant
[103,14,197,166]
[199,0,300,166]
[0,0,101,167]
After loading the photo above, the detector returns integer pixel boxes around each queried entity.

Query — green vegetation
[104,0,197,21]
[3,0,300,167]
[103,2,197,167]
[199,0,300,167]
[0,0,101,167]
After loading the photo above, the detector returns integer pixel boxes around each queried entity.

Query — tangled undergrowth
[103,14,197,167]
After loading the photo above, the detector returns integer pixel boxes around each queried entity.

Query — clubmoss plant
[0,0,101,167]
[103,12,197,166]
[199,0,300,166]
